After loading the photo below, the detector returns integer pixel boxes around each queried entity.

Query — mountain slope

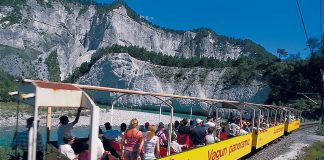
[0,0,274,80]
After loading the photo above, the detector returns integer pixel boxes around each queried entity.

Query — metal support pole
[159,104,162,123]
[111,104,114,124]
[252,108,255,131]
[31,105,39,160]
[168,108,173,156]
[257,109,261,131]
[190,106,193,121]
[46,107,52,151]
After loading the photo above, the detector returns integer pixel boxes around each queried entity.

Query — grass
[297,141,324,160]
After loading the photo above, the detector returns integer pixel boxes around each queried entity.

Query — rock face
[77,53,270,114]
[0,0,262,80]
[0,0,272,113]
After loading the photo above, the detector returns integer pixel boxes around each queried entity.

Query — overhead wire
[296,0,311,51]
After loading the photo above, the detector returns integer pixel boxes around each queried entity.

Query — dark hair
[26,117,34,127]
[207,127,214,134]
[26,117,39,128]
[59,116,69,125]
[120,123,127,132]
[174,121,180,128]
[182,118,188,125]
[63,135,74,144]
[104,122,112,130]
[190,119,194,126]
[99,128,104,135]
[144,122,150,129]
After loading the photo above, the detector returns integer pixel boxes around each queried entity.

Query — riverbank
[0,108,184,128]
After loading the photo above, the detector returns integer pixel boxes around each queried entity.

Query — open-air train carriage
[283,107,301,133]
[18,79,100,160]
[160,101,255,160]
[13,79,301,160]
[244,103,286,149]
[17,79,238,160]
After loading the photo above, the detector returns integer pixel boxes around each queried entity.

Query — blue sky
[95,0,321,58]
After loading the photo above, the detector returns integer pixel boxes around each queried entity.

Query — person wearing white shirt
[59,135,77,160]
[204,116,216,129]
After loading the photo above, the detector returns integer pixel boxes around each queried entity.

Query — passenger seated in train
[103,122,119,140]
[57,107,82,146]
[170,133,182,153]
[117,123,127,141]
[156,122,167,148]
[59,135,78,160]
[204,116,216,129]
[189,119,195,129]
[139,125,145,132]
[205,127,220,145]
[242,122,251,133]
[11,117,44,160]
[189,118,207,147]
[177,118,191,148]
[86,129,105,159]
[144,122,150,133]
[178,118,190,135]
[174,120,180,132]
[139,124,160,160]
[225,118,239,138]
[218,125,227,140]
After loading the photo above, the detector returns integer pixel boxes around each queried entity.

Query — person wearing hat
[57,107,82,146]
[189,118,207,147]
[59,135,77,160]
[11,117,43,160]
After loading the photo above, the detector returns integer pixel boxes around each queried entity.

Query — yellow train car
[252,124,285,149]
[159,133,253,160]
[11,80,302,160]
[285,119,300,133]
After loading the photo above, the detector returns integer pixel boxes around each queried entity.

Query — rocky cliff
[76,53,270,114]
[0,0,269,80]
[0,0,272,113]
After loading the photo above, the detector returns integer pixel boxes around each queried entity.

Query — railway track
[298,121,319,130]
[244,121,319,160]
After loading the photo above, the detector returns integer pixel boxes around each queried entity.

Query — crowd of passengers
[10,108,299,160]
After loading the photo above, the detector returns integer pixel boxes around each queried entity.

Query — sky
[95,0,322,59]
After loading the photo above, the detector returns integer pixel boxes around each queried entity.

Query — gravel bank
[0,108,183,128]
[246,126,324,160]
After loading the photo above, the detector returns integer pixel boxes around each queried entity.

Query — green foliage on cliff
[0,0,26,25]
[0,68,17,102]
[0,0,26,6]
[65,44,274,83]
[45,51,61,82]
[95,0,141,22]
[78,4,89,16]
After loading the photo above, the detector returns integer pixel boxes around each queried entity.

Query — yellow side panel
[252,124,285,149]
[285,120,300,132]
[159,133,252,160]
